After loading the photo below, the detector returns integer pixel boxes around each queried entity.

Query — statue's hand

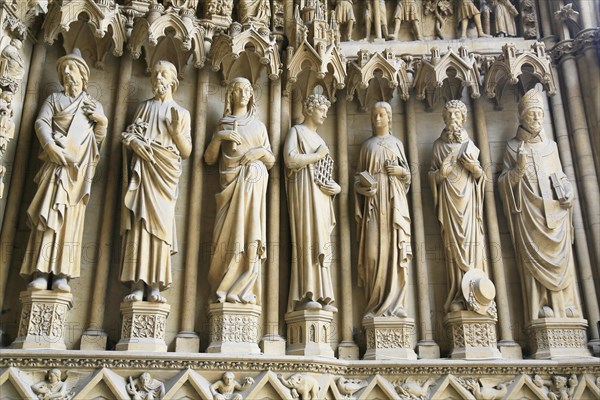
[167,107,184,137]
[440,153,454,179]
[315,144,330,160]
[320,181,341,196]
[356,183,376,197]
[459,153,481,176]
[239,147,264,165]
[83,99,107,127]
[218,130,242,145]
[560,192,573,209]
[517,141,528,172]
[386,164,409,177]
[130,138,156,164]
[44,142,68,166]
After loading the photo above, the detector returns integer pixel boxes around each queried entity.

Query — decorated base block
[116,301,170,352]
[363,317,417,360]
[11,290,73,350]
[285,309,334,357]
[206,303,261,354]
[527,318,591,359]
[444,311,502,359]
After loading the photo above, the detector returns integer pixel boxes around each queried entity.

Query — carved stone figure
[463,378,508,400]
[126,372,165,400]
[355,102,412,319]
[206,0,233,18]
[428,100,487,313]
[365,0,392,40]
[394,377,437,398]
[336,377,367,398]
[0,38,25,81]
[210,372,254,400]
[120,60,192,303]
[238,0,271,26]
[164,0,198,10]
[284,94,340,312]
[490,0,518,37]
[205,77,274,305]
[0,98,14,196]
[499,89,582,321]
[335,0,355,41]
[392,0,422,40]
[277,373,320,400]
[32,369,67,400]
[20,49,108,292]
[456,0,490,38]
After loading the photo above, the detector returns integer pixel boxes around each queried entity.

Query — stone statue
[277,373,320,400]
[20,49,107,292]
[335,0,355,41]
[0,38,25,82]
[32,369,67,400]
[0,98,14,196]
[210,372,254,400]
[126,372,165,400]
[428,100,488,314]
[490,0,518,37]
[456,0,490,38]
[336,377,368,398]
[463,378,508,400]
[238,0,271,26]
[392,0,422,40]
[355,101,412,319]
[164,0,198,10]
[365,0,392,40]
[394,377,437,398]
[120,60,192,303]
[205,77,274,305]
[499,88,582,321]
[284,94,340,313]
[206,0,233,18]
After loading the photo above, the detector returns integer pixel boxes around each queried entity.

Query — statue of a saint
[20,49,108,292]
[126,372,165,400]
[205,77,274,305]
[210,372,254,400]
[457,0,490,38]
[284,94,340,312]
[0,38,25,81]
[490,0,518,37]
[355,102,412,319]
[365,0,392,40]
[428,100,487,313]
[392,0,422,40]
[32,369,67,400]
[120,61,192,303]
[499,88,582,321]
[335,0,355,41]
[238,0,271,26]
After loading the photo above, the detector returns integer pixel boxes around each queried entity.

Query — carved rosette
[207,303,261,354]
[362,317,417,360]
[285,309,335,357]
[116,301,171,352]
[444,311,501,360]
[12,290,73,350]
[527,318,591,359]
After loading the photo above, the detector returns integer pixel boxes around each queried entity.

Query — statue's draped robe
[21,92,105,278]
[492,0,517,36]
[457,0,480,21]
[428,130,486,313]
[208,112,272,304]
[120,99,191,290]
[239,0,270,25]
[284,125,336,311]
[499,128,581,320]
[355,134,412,318]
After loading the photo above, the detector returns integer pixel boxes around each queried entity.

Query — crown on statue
[518,88,544,116]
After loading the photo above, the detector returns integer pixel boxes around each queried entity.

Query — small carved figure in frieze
[423,0,453,40]
[206,0,233,18]
[365,0,393,40]
[336,377,368,398]
[126,372,165,400]
[428,100,491,314]
[164,0,198,10]
[394,377,437,398]
[392,0,422,40]
[210,372,254,400]
[238,0,271,27]
[20,48,108,292]
[463,378,508,400]
[205,77,274,305]
[284,94,340,313]
[277,373,320,400]
[355,102,412,320]
[335,0,355,41]
[456,0,490,38]
[31,369,68,400]
[120,60,192,303]
[490,0,518,37]
[499,89,583,321]
[0,38,25,81]
[0,97,14,197]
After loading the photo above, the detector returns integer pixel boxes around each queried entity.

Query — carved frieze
[116,301,171,352]
[207,303,261,354]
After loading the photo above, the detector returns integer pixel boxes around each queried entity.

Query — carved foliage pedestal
[527,318,591,359]
[12,290,73,350]
[285,310,335,357]
[363,317,417,360]
[444,311,502,359]
[207,303,261,354]
[116,301,170,352]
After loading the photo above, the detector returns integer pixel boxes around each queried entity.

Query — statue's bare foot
[124,290,143,302]
[565,306,579,318]
[241,293,257,304]
[394,307,407,318]
[297,298,322,311]
[226,294,241,303]
[51,276,71,292]
[28,274,48,290]
[322,303,338,313]
[148,285,167,303]
[538,306,554,318]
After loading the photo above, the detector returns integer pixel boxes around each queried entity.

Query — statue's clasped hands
[83,98,107,127]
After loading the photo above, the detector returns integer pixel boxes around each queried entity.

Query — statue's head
[47,369,61,383]
[302,94,330,126]
[223,372,235,385]
[224,77,255,116]
[151,61,179,97]
[443,100,467,131]
[518,88,544,134]
[56,48,89,94]
[553,376,567,389]
[140,372,151,385]
[371,101,392,134]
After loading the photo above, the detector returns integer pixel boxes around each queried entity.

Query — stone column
[80,55,133,350]
[575,0,598,30]
[0,37,46,313]
[335,91,359,360]
[260,78,286,355]
[404,97,440,359]
[373,0,382,39]
[471,97,522,359]
[174,66,209,353]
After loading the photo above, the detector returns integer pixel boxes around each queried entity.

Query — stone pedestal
[527,318,591,359]
[11,290,73,350]
[444,311,502,359]
[285,310,334,357]
[260,334,287,355]
[417,340,441,359]
[363,317,417,360]
[206,303,261,354]
[175,331,200,353]
[116,301,170,352]
[337,341,360,360]
[80,329,108,351]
